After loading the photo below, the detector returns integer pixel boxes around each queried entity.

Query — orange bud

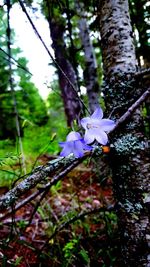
[102,146,110,153]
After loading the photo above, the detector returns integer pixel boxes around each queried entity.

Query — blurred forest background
[0,0,149,266]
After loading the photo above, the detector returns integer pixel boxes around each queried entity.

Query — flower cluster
[59,106,115,158]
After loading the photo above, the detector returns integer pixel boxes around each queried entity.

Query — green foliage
[17,58,49,126]
[0,92,67,186]
[129,0,150,61]
[0,144,20,187]
[50,180,62,195]
[17,219,28,230]
[0,8,48,140]
[13,257,23,267]
[63,236,79,262]
[79,248,90,264]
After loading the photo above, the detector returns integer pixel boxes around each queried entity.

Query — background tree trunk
[98,0,150,266]
[47,11,83,126]
[75,0,100,113]
[129,0,150,137]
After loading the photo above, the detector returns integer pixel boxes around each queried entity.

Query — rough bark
[75,0,100,113]
[99,0,137,79]
[49,16,83,126]
[98,0,150,266]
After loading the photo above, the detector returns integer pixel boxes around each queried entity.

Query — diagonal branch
[110,87,150,133]
[0,159,85,220]
[0,155,87,212]
[0,47,32,75]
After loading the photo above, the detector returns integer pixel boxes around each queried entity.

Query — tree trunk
[48,15,83,126]
[75,0,100,113]
[98,0,150,266]
[129,0,150,69]
[129,0,150,138]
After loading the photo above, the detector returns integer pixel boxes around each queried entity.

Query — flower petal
[99,119,115,132]
[91,107,103,120]
[80,117,91,129]
[73,141,84,158]
[66,131,81,141]
[60,142,74,157]
[59,142,66,148]
[80,140,92,151]
[84,130,95,144]
[94,129,108,145]
[83,143,93,151]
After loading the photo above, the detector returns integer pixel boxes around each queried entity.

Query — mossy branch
[0,158,88,219]
[0,156,85,212]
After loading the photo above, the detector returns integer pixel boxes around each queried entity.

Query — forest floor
[0,154,117,267]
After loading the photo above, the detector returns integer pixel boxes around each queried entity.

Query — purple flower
[81,106,115,145]
[59,131,92,158]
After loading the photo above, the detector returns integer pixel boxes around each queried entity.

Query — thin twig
[0,47,32,75]
[41,205,114,250]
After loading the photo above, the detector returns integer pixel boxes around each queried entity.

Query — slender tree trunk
[6,0,26,174]
[129,0,150,137]
[75,0,100,113]
[65,0,80,93]
[130,0,150,69]
[48,14,83,126]
[98,0,150,266]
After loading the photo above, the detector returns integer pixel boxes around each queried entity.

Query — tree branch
[110,87,150,133]
[0,155,87,212]
[0,159,84,220]
[0,47,32,75]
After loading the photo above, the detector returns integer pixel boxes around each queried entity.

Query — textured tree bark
[75,0,100,113]
[98,0,150,266]
[99,0,136,78]
[49,16,83,126]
